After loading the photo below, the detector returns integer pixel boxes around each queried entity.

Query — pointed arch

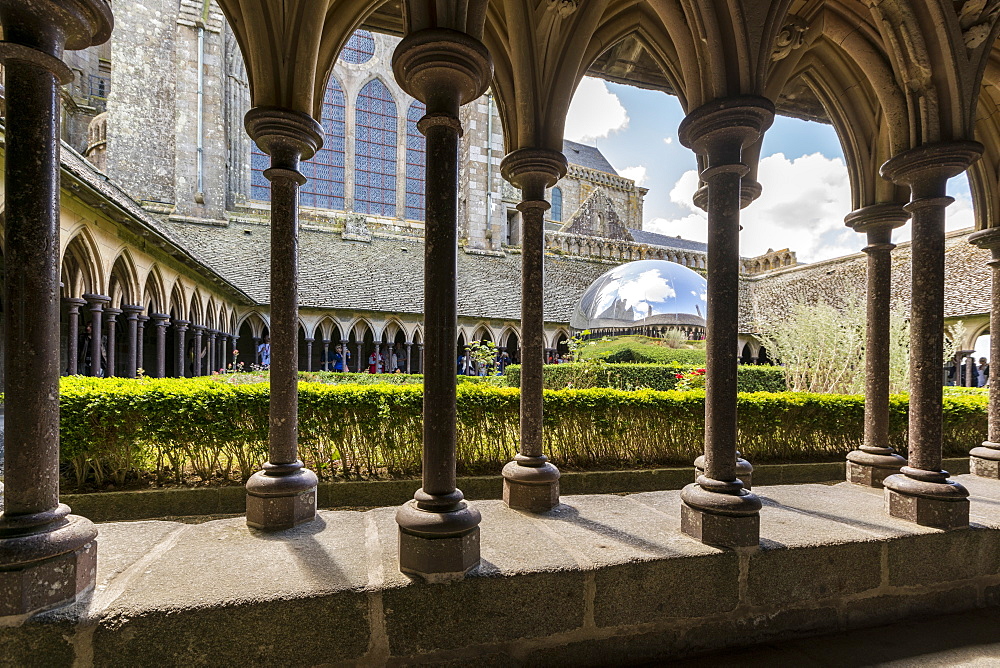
[61,228,104,298]
[168,281,187,320]
[108,249,141,308]
[142,266,167,314]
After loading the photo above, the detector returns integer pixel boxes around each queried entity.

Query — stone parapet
[544,230,707,268]
[4,474,1000,665]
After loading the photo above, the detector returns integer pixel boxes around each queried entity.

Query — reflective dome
[571,260,708,330]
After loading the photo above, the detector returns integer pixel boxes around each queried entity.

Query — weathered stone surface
[382,571,587,656]
[887,529,1000,586]
[94,593,370,666]
[503,477,559,513]
[398,528,480,580]
[847,461,898,488]
[842,586,979,629]
[0,541,97,618]
[525,628,683,667]
[971,456,1000,479]
[747,542,882,607]
[681,503,760,548]
[886,488,970,529]
[593,552,739,626]
[0,615,76,667]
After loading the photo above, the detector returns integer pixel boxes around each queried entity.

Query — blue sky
[564,79,975,263]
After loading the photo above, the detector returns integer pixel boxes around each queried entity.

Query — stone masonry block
[0,614,77,667]
[398,528,480,580]
[94,592,370,666]
[842,586,978,629]
[885,489,969,529]
[681,503,759,548]
[593,553,740,627]
[382,570,586,656]
[746,542,882,607]
[525,627,682,668]
[970,456,1000,479]
[0,540,97,618]
[847,461,898,488]
[245,487,316,531]
[888,530,1000,587]
[503,478,559,513]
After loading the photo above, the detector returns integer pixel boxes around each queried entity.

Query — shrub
[55,377,984,490]
[504,362,786,393]
[577,335,708,365]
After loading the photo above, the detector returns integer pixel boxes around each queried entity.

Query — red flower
[696,368,706,374]
[675,374,684,379]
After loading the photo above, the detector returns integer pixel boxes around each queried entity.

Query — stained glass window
[341,30,375,65]
[354,79,397,217]
[405,101,426,221]
[251,76,346,209]
[551,187,563,222]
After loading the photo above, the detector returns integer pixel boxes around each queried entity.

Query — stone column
[322,339,330,371]
[406,342,413,374]
[499,148,565,511]
[0,0,111,620]
[103,307,120,377]
[963,351,976,387]
[417,343,424,374]
[341,339,350,372]
[207,330,217,374]
[122,305,142,379]
[880,142,981,529]
[304,338,314,372]
[191,326,204,377]
[970,228,1000,477]
[63,297,86,375]
[174,320,189,378]
[392,27,492,579]
[243,107,322,531]
[151,314,169,378]
[83,294,107,376]
[845,204,909,487]
[677,96,774,548]
[253,336,261,366]
[356,342,363,373]
[137,315,148,375]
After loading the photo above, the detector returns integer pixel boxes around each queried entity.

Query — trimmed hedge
[504,362,786,392]
[578,335,707,365]
[297,371,499,386]
[57,377,984,490]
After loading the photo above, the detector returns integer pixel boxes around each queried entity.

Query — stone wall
[546,230,707,269]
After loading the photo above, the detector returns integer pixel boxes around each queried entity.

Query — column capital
[846,203,909,248]
[880,141,983,192]
[0,0,112,53]
[693,180,762,211]
[173,319,190,331]
[122,304,143,317]
[150,313,170,325]
[244,106,323,166]
[103,307,121,320]
[678,96,774,168]
[391,28,492,113]
[137,314,149,324]
[62,296,86,309]
[500,148,567,199]
[82,293,109,306]
[969,227,1000,254]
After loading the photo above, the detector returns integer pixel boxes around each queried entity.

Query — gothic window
[405,101,426,221]
[340,30,375,65]
[354,79,397,217]
[251,76,346,208]
[551,187,563,222]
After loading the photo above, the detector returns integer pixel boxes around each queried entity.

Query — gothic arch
[108,249,141,308]
[142,266,167,314]
[61,228,104,298]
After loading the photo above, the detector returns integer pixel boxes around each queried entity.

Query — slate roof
[741,228,991,332]
[563,140,618,175]
[628,228,709,252]
[162,220,614,323]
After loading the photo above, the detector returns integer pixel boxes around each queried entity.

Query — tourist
[979,357,990,387]
[77,322,106,376]
[257,334,270,369]
[396,344,407,372]
[389,346,398,373]
[368,348,382,373]
[333,344,350,373]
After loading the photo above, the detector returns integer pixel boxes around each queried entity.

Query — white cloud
[663,137,674,145]
[620,165,647,186]
[565,77,629,143]
[646,152,861,263]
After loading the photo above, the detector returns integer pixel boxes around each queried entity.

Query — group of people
[946,356,990,387]
[457,351,513,376]
[361,344,408,374]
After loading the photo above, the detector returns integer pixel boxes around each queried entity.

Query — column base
[883,469,969,529]
[396,493,481,581]
[0,509,98,620]
[694,454,753,490]
[970,443,1000,479]
[245,464,318,531]
[846,449,906,488]
[501,460,560,512]
[680,481,761,548]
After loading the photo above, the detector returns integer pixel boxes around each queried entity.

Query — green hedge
[578,335,707,364]
[57,377,983,490]
[504,362,786,392]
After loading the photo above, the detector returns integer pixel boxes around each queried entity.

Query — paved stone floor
[672,607,1000,666]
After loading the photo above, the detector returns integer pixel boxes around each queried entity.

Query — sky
[563,78,975,264]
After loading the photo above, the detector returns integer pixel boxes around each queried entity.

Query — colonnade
[6,0,1000,622]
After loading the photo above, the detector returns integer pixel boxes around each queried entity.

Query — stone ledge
[3,475,999,666]
[59,458,962,523]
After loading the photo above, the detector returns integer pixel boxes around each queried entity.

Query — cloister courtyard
[6,0,1000,665]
